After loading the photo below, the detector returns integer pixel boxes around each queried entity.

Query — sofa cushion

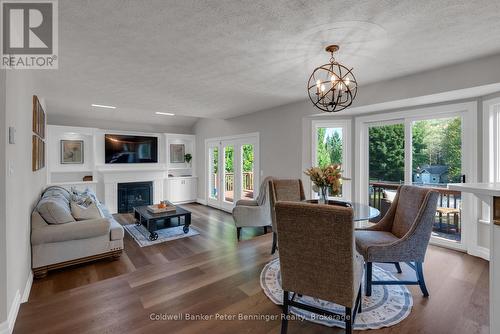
[71,201,103,221]
[31,218,111,245]
[37,194,75,225]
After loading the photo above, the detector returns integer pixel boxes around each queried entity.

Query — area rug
[124,224,199,247]
[260,258,413,330]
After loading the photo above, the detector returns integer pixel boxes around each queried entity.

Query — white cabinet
[166,177,197,203]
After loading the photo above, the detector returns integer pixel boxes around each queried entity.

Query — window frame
[311,119,352,201]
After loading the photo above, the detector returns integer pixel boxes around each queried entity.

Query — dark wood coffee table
[133,204,192,241]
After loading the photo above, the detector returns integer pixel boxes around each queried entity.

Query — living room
[1,1,500,333]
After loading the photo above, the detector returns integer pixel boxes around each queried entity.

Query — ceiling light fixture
[91,104,116,109]
[155,112,175,116]
[307,45,358,112]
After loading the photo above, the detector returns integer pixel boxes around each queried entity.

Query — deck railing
[369,181,462,239]
[223,172,254,191]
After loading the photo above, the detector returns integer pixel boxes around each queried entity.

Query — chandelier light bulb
[320,84,326,92]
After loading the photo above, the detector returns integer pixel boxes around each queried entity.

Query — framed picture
[61,140,84,164]
[170,144,185,163]
[32,135,45,171]
[32,95,46,139]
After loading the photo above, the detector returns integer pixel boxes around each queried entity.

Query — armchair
[269,179,306,254]
[355,185,439,297]
[232,177,274,240]
[275,201,363,334]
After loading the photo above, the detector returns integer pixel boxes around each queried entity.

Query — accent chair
[275,201,363,334]
[232,176,274,240]
[355,185,439,297]
[269,179,306,254]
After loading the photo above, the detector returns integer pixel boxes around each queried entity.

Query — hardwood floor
[16,204,489,333]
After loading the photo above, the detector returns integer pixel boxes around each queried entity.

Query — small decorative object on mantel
[304,164,344,204]
[307,44,358,113]
[82,175,93,182]
[170,144,185,163]
[184,153,192,167]
[61,140,84,164]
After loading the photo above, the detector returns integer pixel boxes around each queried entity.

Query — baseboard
[0,290,21,334]
[21,271,33,303]
[196,198,207,205]
[469,246,490,261]
[0,271,33,334]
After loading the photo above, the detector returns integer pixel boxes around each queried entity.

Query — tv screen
[105,134,158,164]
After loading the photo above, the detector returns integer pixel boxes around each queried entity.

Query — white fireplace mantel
[98,169,167,213]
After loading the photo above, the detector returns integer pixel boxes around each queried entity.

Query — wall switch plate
[8,126,15,144]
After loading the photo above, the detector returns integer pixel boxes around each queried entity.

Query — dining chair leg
[394,262,402,273]
[281,291,289,334]
[416,262,430,297]
[345,307,352,334]
[263,226,268,234]
[236,227,242,241]
[365,262,373,296]
[271,232,277,254]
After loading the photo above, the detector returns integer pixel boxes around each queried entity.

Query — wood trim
[33,250,122,278]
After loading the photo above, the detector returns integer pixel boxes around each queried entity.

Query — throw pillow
[70,201,103,221]
[37,194,76,224]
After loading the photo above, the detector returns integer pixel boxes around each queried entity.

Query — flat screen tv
[105,134,158,164]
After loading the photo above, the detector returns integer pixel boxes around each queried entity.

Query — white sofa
[31,186,124,278]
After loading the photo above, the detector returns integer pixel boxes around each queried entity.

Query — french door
[206,134,259,212]
[358,102,477,251]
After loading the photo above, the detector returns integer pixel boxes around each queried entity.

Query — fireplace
[117,181,153,213]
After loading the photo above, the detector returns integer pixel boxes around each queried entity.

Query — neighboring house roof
[416,165,449,176]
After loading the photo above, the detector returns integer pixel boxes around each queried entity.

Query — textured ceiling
[35,0,500,128]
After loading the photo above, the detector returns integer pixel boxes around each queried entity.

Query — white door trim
[204,132,260,212]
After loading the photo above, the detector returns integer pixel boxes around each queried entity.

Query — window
[312,120,351,200]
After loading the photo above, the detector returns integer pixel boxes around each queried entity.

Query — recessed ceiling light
[155,112,175,116]
[91,104,116,109]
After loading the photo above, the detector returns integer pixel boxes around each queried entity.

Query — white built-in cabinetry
[166,177,197,203]
[47,125,197,211]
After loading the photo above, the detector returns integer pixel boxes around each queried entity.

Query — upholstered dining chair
[269,179,306,254]
[275,201,363,334]
[355,185,439,297]
[232,176,274,240]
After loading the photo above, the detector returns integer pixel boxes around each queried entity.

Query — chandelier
[307,45,358,112]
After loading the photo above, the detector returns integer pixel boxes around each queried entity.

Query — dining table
[304,199,380,221]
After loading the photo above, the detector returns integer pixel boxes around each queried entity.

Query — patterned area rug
[260,258,413,330]
[124,224,199,247]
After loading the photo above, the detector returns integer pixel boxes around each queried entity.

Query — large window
[312,120,351,200]
[357,102,477,250]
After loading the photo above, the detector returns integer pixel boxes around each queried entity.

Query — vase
[318,186,329,204]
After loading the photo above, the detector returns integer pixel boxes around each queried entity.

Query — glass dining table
[304,199,380,221]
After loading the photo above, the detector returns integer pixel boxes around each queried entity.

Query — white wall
[4,71,47,329]
[194,99,319,201]
[195,54,500,202]
[0,69,7,327]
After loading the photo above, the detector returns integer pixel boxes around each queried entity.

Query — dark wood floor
[15,204,489,334]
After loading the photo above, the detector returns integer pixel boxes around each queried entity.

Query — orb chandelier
[307,45,358,112]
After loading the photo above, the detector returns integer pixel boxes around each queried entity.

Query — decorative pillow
[37,194,76,225]
[70,201,103,221]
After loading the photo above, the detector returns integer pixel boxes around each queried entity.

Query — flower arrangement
[304,164,343,203]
